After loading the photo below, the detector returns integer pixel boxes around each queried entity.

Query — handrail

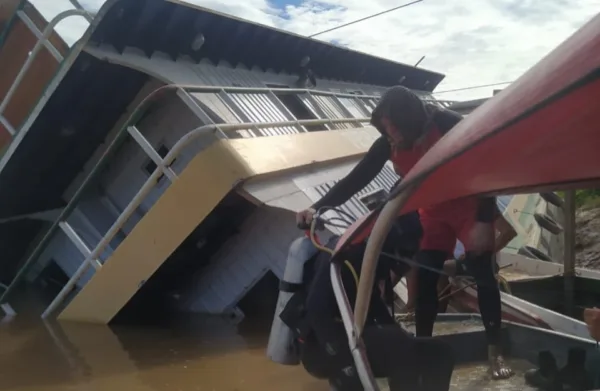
[40,115,371,318]
[0,8,92,135]
[177,84,455,106]
[0,79,451,314]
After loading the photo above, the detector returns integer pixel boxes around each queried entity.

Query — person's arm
[311,137,390,211]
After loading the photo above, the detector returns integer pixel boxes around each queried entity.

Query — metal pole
[0,9,88,119]
[68,0,95,21]
[354,183,419,335]
[563,190,576,316]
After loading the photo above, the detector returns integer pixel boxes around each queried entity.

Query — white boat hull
[394,253,600,340]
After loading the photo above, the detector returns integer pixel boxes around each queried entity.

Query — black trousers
[415,250,502,345]
[301,322,455,391]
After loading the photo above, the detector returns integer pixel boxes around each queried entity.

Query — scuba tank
[266,236,319,365]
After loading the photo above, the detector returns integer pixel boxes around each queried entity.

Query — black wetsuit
[309,108,502,347]
[300,221,454,391]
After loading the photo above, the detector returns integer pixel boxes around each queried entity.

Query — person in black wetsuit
[296,86,512,379]
[296,213,455,391]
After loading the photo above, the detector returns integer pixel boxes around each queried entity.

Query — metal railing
[41,119,371,317]
[9,82,381,318]
[0,82,455,318]
[0,71,456,317]
[0,5,93,136]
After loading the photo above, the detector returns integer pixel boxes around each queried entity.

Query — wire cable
[309,0,423,38]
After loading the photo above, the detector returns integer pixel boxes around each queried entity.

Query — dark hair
[370,86,436,149]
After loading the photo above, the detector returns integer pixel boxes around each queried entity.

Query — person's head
[370,85,433,150]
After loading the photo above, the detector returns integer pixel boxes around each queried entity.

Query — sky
[32,0,600,101]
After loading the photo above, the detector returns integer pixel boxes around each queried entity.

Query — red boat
[329,11,600,390]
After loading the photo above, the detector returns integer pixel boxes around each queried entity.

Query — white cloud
[30,0,600,100]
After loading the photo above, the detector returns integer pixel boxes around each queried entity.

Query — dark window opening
[111,191,257,326]
[266,84,326,132]
[237,270,280,326]
[37,259,70,296]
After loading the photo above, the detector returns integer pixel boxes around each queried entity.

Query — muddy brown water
[1,314,541,391]
[0,291,536,391]
[0,313,327,391]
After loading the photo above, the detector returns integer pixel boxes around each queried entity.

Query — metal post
[329,95,362,128]
[303,92,335,130]
[127,126,177,181]
[563,190,576,316]
[267,90,306,133]
[16,11,64,61]
[58,221,102,270]
[68,0,95,22]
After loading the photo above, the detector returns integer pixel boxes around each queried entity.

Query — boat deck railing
[36,84,387,318]
[0,4,457,320]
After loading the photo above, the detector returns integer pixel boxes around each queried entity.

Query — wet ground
[379,359,537,391]
[449,360,537,391]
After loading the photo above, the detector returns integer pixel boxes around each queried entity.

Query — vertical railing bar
[127,126,177,181]
[0,115,16,136]
[329,94,362,128]
[58,221,102,270]
[304,92,335,130]
[16,11,63,61]
[0,9,90,118]
[266,90,305,133]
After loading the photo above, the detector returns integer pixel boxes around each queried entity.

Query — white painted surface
[181,206,305,315]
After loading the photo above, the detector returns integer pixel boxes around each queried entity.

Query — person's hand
[296,208,316,228]
[468,222,495,255]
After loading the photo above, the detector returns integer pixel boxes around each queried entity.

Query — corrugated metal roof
[84,0,443,91]
[0,0,445,280]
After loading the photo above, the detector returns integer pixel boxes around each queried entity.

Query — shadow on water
[0,288,326,391]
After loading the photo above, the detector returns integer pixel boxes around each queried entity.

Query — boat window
[266,84,326,132]
[338,97,371,119]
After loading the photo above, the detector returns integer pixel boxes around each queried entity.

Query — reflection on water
[0,313,327,391]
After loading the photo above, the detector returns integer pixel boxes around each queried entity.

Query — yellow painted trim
[59,128,377,323]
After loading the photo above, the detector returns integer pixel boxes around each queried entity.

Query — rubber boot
[559,348,593,391]
[524,351,563,390]
[488,345,514,380]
